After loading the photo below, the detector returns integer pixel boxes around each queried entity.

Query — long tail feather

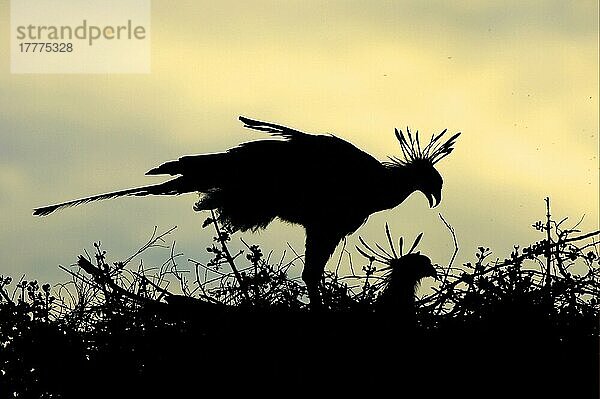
[33,180,183,217]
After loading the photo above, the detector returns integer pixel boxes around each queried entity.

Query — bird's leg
[302,257,325,309]
[303,229,343,310]
[303,277,322,309]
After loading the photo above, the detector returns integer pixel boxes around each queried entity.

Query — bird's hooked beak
[427,191,441,208]
[414,261,438,282]
[426,263,439,281]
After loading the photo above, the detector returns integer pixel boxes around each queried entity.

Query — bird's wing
[238,116,382,167]
[147,118,384,183]
[239,116,308,139]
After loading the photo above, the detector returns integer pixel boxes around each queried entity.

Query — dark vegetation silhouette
[3,200,599,398]
[33,117,460,306]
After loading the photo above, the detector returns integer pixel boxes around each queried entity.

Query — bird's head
[390,252,438,283]
[358,230,438,314]
[407,160,443,208]
[386,126,460,208]
[356,229,438,289]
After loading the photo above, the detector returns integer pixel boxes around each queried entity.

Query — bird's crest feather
[392,126,460,166]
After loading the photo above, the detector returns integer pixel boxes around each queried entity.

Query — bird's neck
[372,166,419,211]
[379,275,421,320]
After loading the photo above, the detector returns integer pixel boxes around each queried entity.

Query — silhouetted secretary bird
[358,229,437,324]
[33,116,460,306]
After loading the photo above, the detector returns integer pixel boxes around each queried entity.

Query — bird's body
[34,117,459,306]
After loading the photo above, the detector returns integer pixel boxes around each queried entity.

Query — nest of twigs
[1,200,598,398]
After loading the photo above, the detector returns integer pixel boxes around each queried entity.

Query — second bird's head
[388,126,460,208]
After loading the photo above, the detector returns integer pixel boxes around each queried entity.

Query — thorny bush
[0,200,598,398]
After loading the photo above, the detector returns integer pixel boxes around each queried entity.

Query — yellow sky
[0,1,598,284]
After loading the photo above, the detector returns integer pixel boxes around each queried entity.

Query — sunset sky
[0,1,598,287]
